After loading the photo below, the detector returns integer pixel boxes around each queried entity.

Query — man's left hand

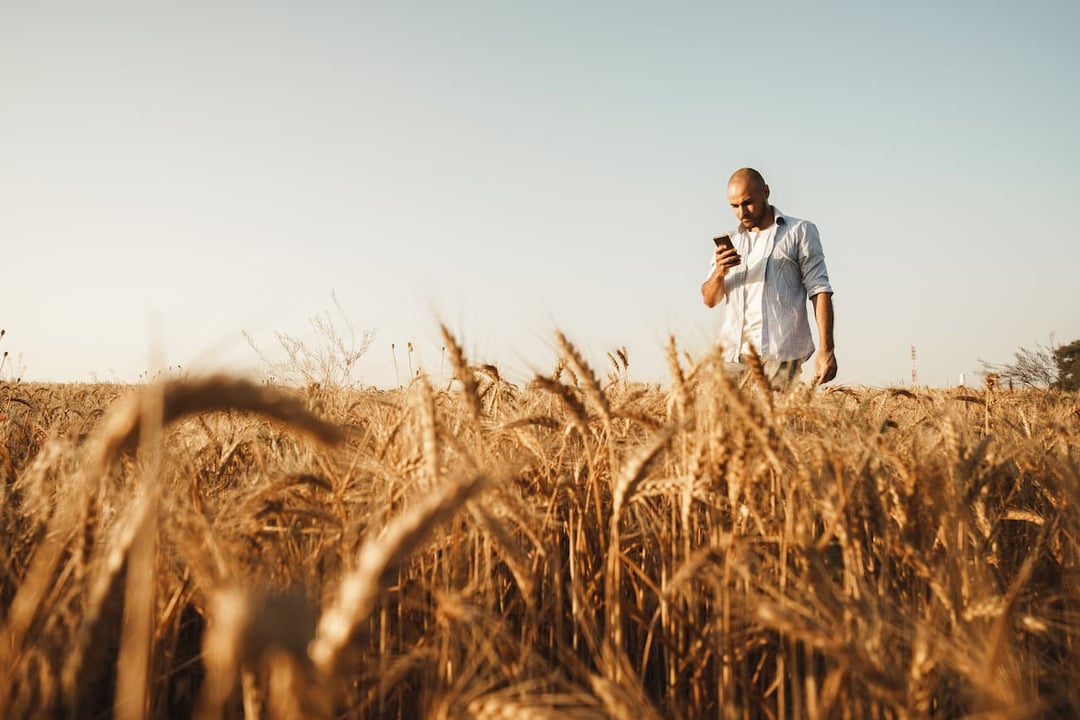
[814,350,837,386]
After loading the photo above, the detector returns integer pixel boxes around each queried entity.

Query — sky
[2,1,1078,389]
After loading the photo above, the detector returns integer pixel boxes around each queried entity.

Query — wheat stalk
[555,332,611,425]
[309,471,488,675]
[441,324,482,423]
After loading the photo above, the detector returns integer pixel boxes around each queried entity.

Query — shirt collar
[735,205,785,236]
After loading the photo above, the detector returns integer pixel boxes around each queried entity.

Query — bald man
[701,168,837,386]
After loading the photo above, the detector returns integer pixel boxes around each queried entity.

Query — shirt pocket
[768,242,803,299]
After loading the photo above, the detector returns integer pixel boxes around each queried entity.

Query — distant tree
[1053,339,1080,391]
[979,338,1059,389]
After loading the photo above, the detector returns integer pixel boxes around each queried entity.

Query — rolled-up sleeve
[799,222,833,298]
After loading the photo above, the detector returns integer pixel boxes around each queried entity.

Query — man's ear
[763,184,770,200]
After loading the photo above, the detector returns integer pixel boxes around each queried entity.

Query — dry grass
[2,337,1080,719]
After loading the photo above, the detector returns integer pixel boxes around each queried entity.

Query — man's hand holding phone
[702,234,740,307]
[712,235,741,275]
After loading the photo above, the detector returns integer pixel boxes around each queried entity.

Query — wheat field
[2,331,1078,719]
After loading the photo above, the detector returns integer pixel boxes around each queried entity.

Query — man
[701,168,837,386]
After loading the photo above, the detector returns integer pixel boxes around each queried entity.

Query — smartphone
[713,234,734,251]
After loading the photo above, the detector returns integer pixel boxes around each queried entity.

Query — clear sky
[2,1,1078,388]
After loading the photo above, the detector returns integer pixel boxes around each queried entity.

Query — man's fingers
[821,363,837,385]
[812,358,837,387]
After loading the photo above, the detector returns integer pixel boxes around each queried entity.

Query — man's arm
[702,244,741,307]
[701,270,726,307]
[811,292,837,384]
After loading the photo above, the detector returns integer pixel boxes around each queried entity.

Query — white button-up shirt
[707,207,833,363]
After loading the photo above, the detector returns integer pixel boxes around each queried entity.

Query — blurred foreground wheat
[1,335,1079,719]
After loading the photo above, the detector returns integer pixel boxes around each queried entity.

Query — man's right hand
[713,244,741,274]
[701,244,742,307]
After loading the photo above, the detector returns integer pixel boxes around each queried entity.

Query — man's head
[727,168,773,231]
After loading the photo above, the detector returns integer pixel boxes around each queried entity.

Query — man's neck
[748,207,775,232]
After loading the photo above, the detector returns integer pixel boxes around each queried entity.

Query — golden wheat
[1,347,1079,718]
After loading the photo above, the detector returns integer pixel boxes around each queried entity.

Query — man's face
[728,178,771,231]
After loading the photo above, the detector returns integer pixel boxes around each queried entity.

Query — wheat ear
[665,336,689,421]
[555,331,611,424]
[440,324,482,423]
[87,374,343,475]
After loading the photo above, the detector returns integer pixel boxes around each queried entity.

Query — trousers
[722,356,803,389]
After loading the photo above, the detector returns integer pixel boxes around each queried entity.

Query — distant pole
[911,346,917,387]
